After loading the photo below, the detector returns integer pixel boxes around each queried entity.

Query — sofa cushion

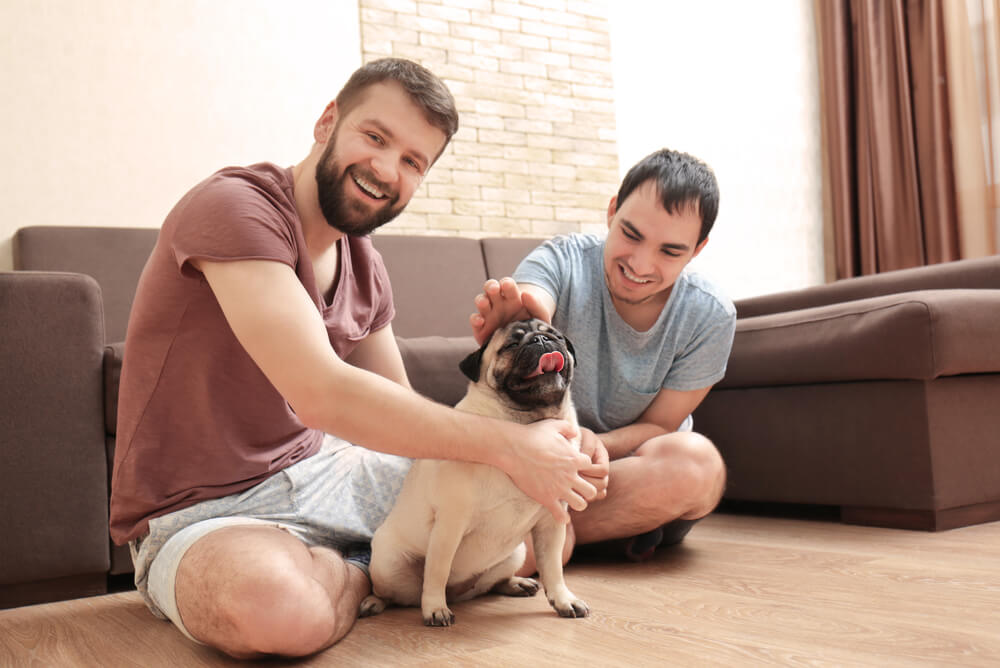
[396,335,476,407]
[14,226,159,342]
[735,254,1000,318]
[719,289,1000,389]
[480,237,546,279]
[372,235,486,338]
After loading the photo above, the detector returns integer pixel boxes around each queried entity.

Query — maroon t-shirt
[109,162,395,544]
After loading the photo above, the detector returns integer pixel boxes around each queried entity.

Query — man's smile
[619,262,654,285]
[351,171,388,200]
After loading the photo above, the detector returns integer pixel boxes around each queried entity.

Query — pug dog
[359,318,590,626]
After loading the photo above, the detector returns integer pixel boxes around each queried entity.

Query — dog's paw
[550,596,590,618]
[358,594,387,618]
[493,576,540,597]
[423,606,456,627]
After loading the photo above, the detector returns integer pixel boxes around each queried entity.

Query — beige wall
[0,0,360,270]
[1,0,824,300]
[610,0,824,299]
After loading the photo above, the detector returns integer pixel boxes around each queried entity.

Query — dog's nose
[527,331,554,348]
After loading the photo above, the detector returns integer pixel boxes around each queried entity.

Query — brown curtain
[815,0,974,279]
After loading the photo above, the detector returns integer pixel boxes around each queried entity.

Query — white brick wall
[360,0,618,238]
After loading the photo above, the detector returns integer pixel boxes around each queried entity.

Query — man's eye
[367,133,383,144]
[622,229,639,241]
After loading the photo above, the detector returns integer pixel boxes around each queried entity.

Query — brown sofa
[2,225,999,610]
[695,255,1000,531]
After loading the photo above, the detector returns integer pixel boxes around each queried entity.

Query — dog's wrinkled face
[460,318,575,410]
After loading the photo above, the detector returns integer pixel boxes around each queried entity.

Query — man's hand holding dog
[498,419,595,524]
[578,428,610,501]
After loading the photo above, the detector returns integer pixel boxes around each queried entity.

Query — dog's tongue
[525,351,564,378]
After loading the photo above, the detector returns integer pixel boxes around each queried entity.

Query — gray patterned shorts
[129,435,411,642]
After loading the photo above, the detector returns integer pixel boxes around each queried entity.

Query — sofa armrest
[736,255,1000,318]
[103,342,124,435]
[0,272,110,587]
[396,336,477,407]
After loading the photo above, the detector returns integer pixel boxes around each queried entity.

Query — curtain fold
[910,0,962,264]
[815,0,853,281]
[943,0,995,260]
[815,0,992,279]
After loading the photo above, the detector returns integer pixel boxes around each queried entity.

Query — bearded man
[110,58,601,660]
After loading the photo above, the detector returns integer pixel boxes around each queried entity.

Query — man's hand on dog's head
[470,277,551,346]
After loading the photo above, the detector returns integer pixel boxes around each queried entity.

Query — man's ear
[606,195,618,227]
[314,100,338,144]
[459,345,486,382]
[692,236,709,260]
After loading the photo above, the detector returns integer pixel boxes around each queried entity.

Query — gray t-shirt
[514,234,736,433]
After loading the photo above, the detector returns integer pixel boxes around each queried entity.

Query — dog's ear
[459,345,486,382]
[564,334,576,361]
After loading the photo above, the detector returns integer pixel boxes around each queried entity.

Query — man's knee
[640,431,726,516]
[220,565,342,657]
[175,530,346,658]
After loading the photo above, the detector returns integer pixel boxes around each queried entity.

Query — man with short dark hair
[472,148,735,570]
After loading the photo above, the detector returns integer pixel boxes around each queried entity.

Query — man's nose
[628,248,655,275]
[370,151,398,185]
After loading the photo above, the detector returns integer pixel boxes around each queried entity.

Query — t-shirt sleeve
[512,236,570,302]
[664,305,736,391]
[171,174,297,277]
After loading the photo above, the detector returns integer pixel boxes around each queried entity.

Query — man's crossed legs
[518,428,726,575]
[130,436,410,659]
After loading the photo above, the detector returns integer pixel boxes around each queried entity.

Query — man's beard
[315,137,404,236]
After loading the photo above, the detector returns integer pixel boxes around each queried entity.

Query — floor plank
[2,512,998,667]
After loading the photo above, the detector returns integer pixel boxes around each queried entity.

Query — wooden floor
[3,511,999,667]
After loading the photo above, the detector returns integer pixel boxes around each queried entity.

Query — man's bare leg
[573,431,725,544]
[173,525,369,659]
[516,432,723,575]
